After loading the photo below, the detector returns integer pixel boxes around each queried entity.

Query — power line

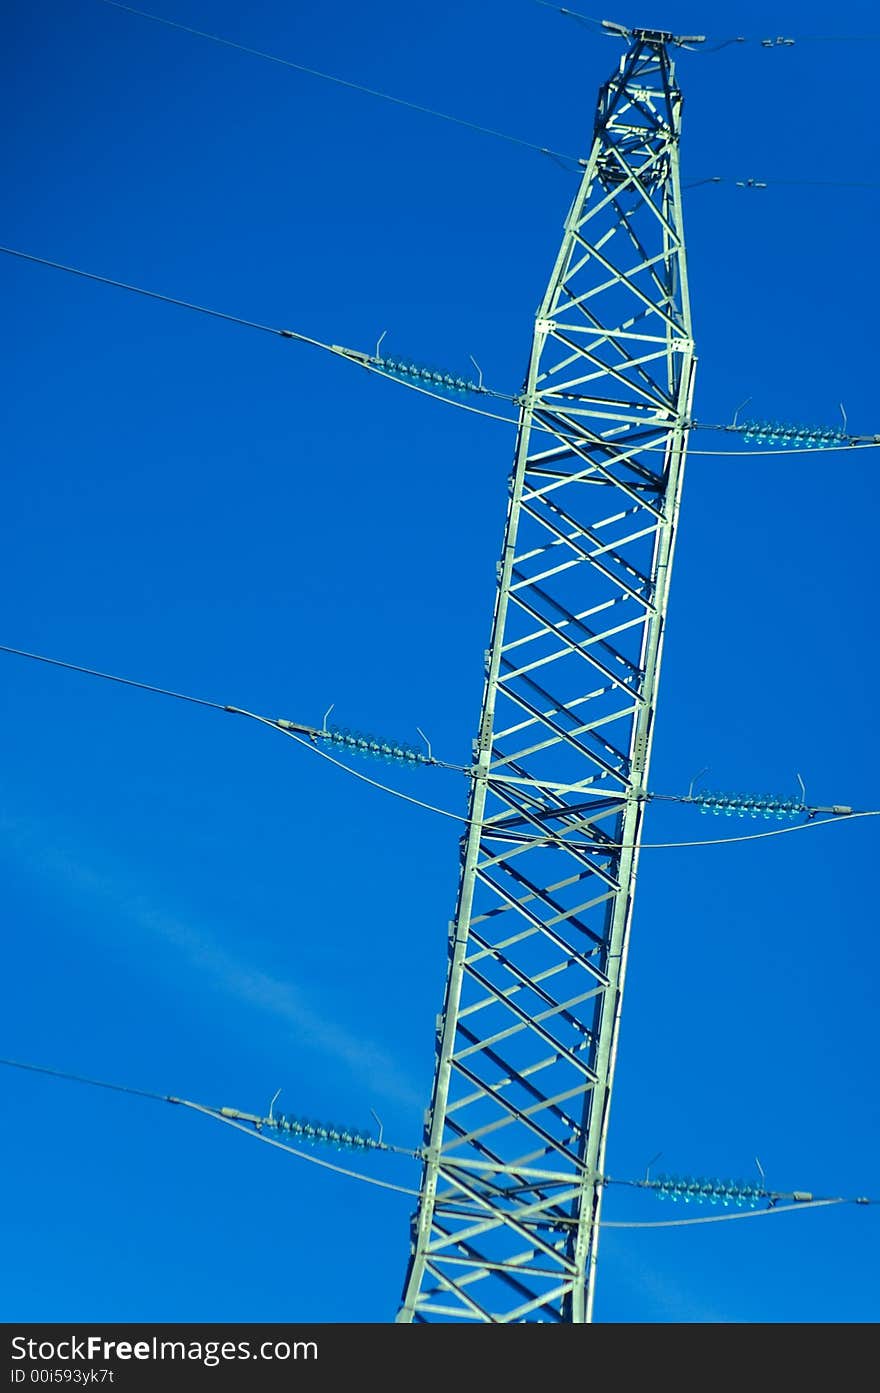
[7,244,880,459]
[0,642,230,715]
[0,636,467,772]
[0,1056,421,1198]
[96,0,579,167]
[687,174,880,191]
[0,640,473,822]
[0,641,465,774]
[0,1055,174,1105]
[0,245,522,430]
[4,1056,873,1225]
[598,1200,848,1229]
[606,1173,878,1208]
[4,642,878,848]
[681,442,880,457]
[89,3,880,193]
[705,33,880,45]
[531,2,605,32]
[488,811,880,853]
[0,246,299,341]
[635,812,880,850]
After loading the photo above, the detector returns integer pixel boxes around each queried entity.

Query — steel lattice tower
[397,29,697,1324]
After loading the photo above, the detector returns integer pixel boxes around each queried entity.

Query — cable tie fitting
[332,345,372,364]
[276,717,321,737]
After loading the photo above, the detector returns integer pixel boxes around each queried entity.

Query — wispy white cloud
[132,897,424,1107]
[1,810,423,1108]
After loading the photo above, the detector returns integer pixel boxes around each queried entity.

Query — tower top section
[601,18,706,47]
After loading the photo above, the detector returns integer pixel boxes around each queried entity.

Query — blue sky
[2,0,878,1324]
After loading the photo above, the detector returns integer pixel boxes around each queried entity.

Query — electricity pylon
[397,28,698,1323]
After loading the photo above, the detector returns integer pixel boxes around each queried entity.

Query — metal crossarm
[397,33,696,1323]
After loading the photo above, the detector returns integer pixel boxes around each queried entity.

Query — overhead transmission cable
[0,246,521,431]
[484,813,880,853]
[1,641,875,852]
[2,1056,874,1226]
[687,174,880,191]
[598,1201,848,1228]
[0,642,231,716]
[95,0,579,167]
[0,1053,423,1197]
[0,1055,172,1106]
[531,3,605,32]
[4,245,879,460]
[91,2,880,192]
[0,641,470,815]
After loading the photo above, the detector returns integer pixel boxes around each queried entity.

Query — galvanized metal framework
[397,33,696,1323]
